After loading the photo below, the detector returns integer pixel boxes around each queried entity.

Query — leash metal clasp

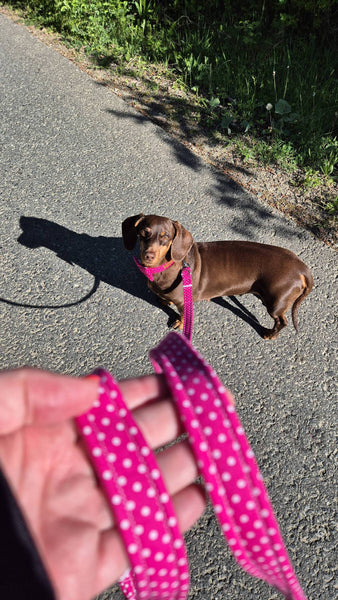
[181,261,192,288]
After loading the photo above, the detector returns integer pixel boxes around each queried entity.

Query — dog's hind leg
[262,314,288,340]
[261,278,306,340]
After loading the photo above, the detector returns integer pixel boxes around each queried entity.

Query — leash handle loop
[150,333,307,600]
[76,369,189,600]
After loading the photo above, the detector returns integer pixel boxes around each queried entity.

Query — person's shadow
[15,216,264,336]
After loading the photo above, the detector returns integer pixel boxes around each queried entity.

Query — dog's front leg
[157,296,175,308]
[155,293,183,329]
[172,301,184,330]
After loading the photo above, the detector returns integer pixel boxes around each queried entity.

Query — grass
[2,0,337,235]
[6,1,336,176]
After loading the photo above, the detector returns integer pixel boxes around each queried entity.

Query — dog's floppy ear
[171,221,194,261]
[122,213,145,250]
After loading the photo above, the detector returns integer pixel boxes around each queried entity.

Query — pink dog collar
[133,257,175,282]
[76,333,307,600]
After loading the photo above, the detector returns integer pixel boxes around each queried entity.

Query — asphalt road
[0,13,337,600]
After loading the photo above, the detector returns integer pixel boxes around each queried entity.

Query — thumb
[0,368,99,434]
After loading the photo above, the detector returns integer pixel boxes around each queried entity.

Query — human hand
[0,368,206,600]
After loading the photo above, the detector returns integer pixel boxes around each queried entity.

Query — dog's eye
[140,228,151,238]
[160,232,169,239]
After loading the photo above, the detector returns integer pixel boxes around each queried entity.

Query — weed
[320,137,338,178]
[300,168,324,189]
[232,137,298,172]
[325,196,338,216]
[265,98,299,136]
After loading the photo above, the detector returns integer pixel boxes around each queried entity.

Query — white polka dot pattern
[76,332,307,600]
[149,332,307,600]
[76,368,189,600]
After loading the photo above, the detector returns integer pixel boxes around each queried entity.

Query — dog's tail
[292,268,314,332]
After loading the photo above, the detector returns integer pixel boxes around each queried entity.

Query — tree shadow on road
[104,106,299,243]
[9,216,267,337]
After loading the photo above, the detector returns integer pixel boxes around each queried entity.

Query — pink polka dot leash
[150,333,307,600]
[76,332,307,600]
[133,257,193,342]
[76,368,189,600]
[180,261,193,342]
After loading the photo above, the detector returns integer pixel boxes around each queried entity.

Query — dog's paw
[262,327,278,340]
[172,318,184,331]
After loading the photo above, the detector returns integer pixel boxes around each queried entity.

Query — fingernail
[85,374,101,383]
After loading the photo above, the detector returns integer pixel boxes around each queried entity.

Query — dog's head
[122,213,193,267]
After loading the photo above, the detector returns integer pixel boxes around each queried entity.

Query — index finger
[118,374,170,410]
[0,368,98,434]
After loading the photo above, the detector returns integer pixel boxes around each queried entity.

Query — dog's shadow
[212,297,265,338]
[16,216,265,336]
[15,216,177,319]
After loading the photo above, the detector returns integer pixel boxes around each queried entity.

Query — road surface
[0,13,336,600]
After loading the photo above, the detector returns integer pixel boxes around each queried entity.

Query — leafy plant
[320,138,338,177]
[325,196,338,216]
[300,168,323,189]
[266,99,299,135]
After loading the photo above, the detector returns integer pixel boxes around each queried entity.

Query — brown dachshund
[122,213,313,339]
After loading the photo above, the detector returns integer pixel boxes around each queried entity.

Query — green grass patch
[5,0,338,177]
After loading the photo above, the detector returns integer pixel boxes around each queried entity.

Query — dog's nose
[144,250,155,261]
